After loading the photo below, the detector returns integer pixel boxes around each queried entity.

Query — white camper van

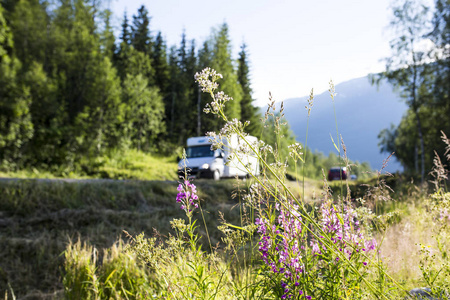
[178,134,260,180]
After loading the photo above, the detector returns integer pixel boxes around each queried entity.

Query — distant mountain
[276,76,407,173]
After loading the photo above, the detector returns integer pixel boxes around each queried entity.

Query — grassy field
[1,173,447,299]
[0,149,179,181]
[1,177,320,298]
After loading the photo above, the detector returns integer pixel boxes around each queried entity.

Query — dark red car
[328,167,348,181]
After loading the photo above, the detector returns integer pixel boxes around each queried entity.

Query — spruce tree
[129,5,155,85]
[186,39,199,137]
[131,5,152,55]
[237,42,261,137]
[116,43,154,83]
[152,31,170,96]
[174,33,196,143]
[167,46,179,140]
[120,11,131,45]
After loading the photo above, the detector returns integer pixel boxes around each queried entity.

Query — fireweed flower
[318,202,377,259]
[255,199,377,299]
[176,180,199,217]
[255,201,308,298]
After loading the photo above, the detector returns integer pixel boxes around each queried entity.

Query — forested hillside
[0,0,262,174]
[0,0,375,179]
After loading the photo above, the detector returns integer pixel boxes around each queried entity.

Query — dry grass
[378,201,444,289]
[0,178,247,298]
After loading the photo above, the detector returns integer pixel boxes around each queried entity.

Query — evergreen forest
[0,0,265,175]
[0,0,449,181]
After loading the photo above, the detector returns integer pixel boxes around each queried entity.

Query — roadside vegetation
[2,67,449,299]
[1,0,449,299]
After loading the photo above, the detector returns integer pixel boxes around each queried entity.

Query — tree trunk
[415,112,425,182]
[170,92,175,138]
[411,55,425,183]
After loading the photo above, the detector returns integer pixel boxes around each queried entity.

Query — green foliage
[122,74,165,150]
[0,0,270,176]
[211,23,243,121]
[165,33,199,143]
[22,61,65,166]
[76,56,123,154]
[131,5,152,57]
[1,0,371,186]
[152,31,170,97]
[0,4,33,168]
[8,0,49,68]
[376,0,450,180]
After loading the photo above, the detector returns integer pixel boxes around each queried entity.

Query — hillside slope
[280,76,407,173]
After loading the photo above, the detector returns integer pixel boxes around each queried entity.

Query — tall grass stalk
[328,80,347,200]
[302,89,314,203]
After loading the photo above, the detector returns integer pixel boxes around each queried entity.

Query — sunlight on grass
[99,149,178,181]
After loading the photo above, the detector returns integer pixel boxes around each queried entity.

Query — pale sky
[109,0,393,106]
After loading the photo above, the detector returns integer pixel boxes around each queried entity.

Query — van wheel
[213,170,220,181]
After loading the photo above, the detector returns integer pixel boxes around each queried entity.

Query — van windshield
[186,145,214,158]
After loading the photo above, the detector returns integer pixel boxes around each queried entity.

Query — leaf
[330,133,340,153]
[223,223,252,234]
[333,204,345,226]
[104,269,117,285]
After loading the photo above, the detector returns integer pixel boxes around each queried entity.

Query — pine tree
[237,42,261,137]
[164,34,199,144]
[186,39,199,137]
[129,5,155,85]
[198,40,212,70]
